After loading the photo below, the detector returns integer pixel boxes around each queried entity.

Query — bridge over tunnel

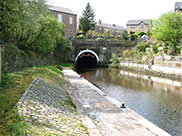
[75,49,99,68]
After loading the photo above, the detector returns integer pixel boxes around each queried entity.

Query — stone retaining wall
[119,62,182,79]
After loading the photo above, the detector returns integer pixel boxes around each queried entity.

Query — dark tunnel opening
[76,52,98,69]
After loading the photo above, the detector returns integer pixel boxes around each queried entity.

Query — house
[174,2,182,13]
[95,21,124,35]
[126,19,151,34]
[49,5,77,40]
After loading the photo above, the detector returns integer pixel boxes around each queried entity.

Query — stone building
[174,2,182,13]
[49,5,77,40]
[95,21,124,35]
[126,19,151,34]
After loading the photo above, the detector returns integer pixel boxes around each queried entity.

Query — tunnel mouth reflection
[76,52,97,69]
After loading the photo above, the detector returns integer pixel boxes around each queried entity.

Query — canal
[78,68,182,136]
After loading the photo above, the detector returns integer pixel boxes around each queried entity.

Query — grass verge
[0,64,75,136]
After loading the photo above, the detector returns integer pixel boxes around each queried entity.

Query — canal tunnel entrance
[75,49,99,68]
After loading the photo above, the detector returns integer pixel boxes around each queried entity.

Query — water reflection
[78,68,182,136]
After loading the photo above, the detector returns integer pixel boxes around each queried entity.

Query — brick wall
[51,11,77,40]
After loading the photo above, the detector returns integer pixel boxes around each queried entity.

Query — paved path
[63,69,171,136]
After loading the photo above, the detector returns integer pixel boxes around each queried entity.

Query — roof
[126,19,151,25]
[175,2,182,10]
[96,22,125,30]
[49,5,76,15]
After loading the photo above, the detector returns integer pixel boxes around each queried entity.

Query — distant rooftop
[96,22,125,30]
[126,19,151,25]
[175,2,182,10]
[49,5,76,15]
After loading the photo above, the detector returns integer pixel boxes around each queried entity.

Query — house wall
[127,22,150,34]
[95,26,123,34]
[51,10,77,40]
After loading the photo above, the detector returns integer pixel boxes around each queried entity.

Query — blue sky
[47,0,178,27]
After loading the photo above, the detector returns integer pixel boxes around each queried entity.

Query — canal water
[78,68,182,136]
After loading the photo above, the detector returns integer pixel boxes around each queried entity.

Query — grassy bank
[0,64,78,135]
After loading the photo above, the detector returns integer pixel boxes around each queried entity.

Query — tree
[79,2,96,35]
[151,12,182,54]
[30,17,65,55]
[0,0,49,44]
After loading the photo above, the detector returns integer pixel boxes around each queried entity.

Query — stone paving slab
[17,77,88,136]
[63,69,171,136]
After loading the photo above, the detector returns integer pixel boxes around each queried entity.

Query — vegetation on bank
[151,12,182,55]
[0,64,87,136]
[109,12,182,66]
[0,0,72,73]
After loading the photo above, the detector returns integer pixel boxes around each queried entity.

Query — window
[140,24,145,28]
[130,25,135,28]
[69,17,72,24]
[58,14,62,22]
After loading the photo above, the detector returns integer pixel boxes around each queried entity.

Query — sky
[47,0,178,28]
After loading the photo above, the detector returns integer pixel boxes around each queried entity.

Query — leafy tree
[30,17,65,55]
[0,0,72,60]
[0,0,49,44]
[79,2,96,35]
[151,12,182,54]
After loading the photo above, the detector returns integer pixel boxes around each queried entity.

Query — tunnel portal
[75,49,99,68]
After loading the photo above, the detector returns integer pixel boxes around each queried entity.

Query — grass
[0,64,74,136]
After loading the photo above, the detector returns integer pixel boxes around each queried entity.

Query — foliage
[135,41,149,52]
[130,34,137,41]
[152,45,159,54]
[54,37,72,61]
[110,53,120,67]
[103,31,115,39]
[121,30,129,41]
[76,34,85,39]
[151,12,182,54]
[122,49,131,57]
[0,0,72,68]
[135,31,147,38]
[79,2,96,34]
[30,17,65,55]
[0,0,49,44]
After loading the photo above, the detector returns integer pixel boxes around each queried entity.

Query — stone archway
[75,49,99,68]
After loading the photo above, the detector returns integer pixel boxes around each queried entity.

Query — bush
[135,41,149,52]
[31,17,65,55]
[122,49,130,57]
[110,53,120,67]
[121,30,129,41]
[130,34,137,41]
[76,34,85,39]
[136,31,147,38]
[152,45,158,53]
